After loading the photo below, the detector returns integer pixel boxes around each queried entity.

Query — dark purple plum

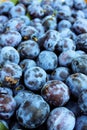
[0,94,16,119]
[17,40,40,59]
[75,33,87,53]
[41,80,70,106]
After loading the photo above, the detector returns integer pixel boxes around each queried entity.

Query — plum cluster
[0,0,87,130]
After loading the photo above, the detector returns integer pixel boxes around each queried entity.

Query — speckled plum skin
[75,115,87,130]
[66,73,87,98]
[16,94,50,129]
[41,80,70,106]
[24,67,47,91]
[71,55,87,75]
[47,107,75,130]
[0,94,16,119]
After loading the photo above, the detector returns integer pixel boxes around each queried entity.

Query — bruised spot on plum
[23,101,30,109]
[57,124,62,130]
[3,67,14,75]
[35,73,43,78]
[33,68,39,72]
[28,81,35,85]
[59,71,67,79]
[16,8,22,12]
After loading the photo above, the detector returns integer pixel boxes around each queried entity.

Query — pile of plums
[0,0,87,130]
